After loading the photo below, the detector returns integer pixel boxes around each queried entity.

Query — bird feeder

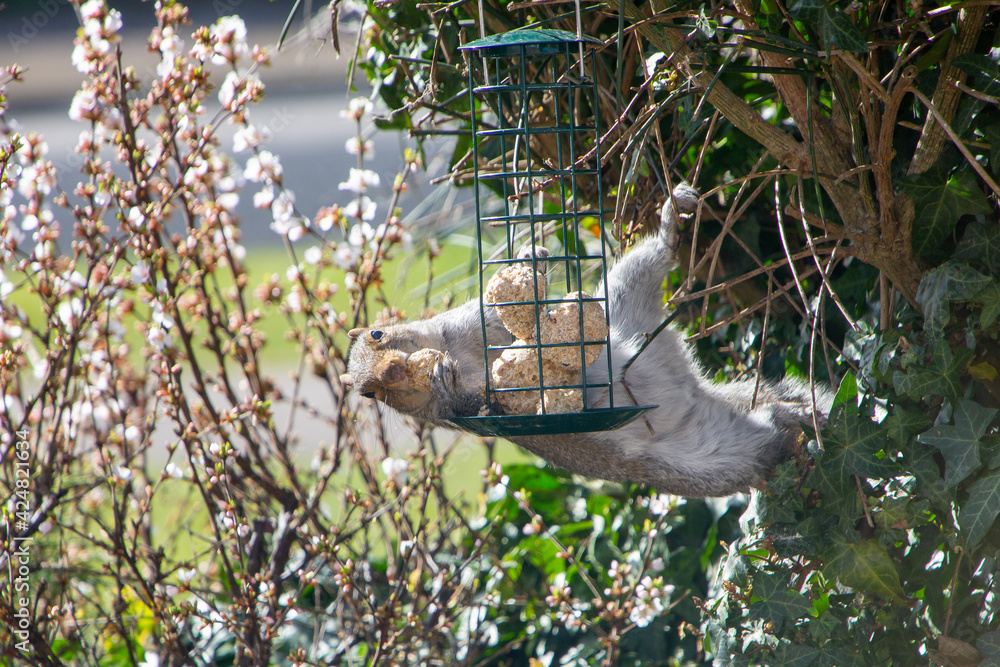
[445,28,655,437]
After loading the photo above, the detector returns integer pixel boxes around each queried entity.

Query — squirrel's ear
[340,373,353,386]
[347,328,365,339]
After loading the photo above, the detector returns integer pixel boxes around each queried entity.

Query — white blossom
[628,576,675,628]
[253,185,275,209]
[343,196,376,222]
[244,151,282,183]
[316,207,339,232]
[80,0,104,20]
[0,270,14,299]
[152,302,175,330]
[485,474,509,504]
[271,190,296,222]
[233,124,271,153]
[338,168,381,194]
[645,493,681,516]
[381,457,409,486]
[210,16,249,65]
[164,462,185,479]
[332,243,360,270]
[131,261,150,285]
[304,246,322,265]
[57,298,84,329]
[345,136,374,157]
[148,325,173,351]
[218,70,241,107]
[177,568,197,585]
[340,97,372,121]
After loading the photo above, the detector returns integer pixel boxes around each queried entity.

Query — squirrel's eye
[370,330,384,341]
[362,391,376,399]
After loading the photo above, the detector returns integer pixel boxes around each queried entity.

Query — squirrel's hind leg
[600,185,700,336]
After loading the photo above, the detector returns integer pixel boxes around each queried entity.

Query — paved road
[2,1,467,247]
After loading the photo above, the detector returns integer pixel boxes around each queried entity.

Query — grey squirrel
[341,185,833,496]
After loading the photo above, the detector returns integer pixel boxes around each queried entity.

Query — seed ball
[540,388,584,414]
[538,292,608,369]
[490,343,577,415]
[406,348,443,393]
[484,264,546,341]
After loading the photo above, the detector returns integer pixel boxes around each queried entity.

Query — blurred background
[0,0,462,248]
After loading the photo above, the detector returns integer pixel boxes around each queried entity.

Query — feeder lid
[460,29,603,57]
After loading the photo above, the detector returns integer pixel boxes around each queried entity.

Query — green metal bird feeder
[443,27,655,437]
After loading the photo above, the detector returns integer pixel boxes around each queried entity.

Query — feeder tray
[455,29,656,436]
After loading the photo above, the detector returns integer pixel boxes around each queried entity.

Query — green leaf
[956,219,1000,277]
[885,407,933,447]
[831,371,858,411]
[978,629,1000,667]
[823,535,906,603]
[788,0,825,23]
[917,399,997,488]
[901,169,993,263]
[973,282,1000,328]
[953,54,1000,98]
[772,642,821,667]
[696,6,718,38]
[903,439,954,512]
[960,469,1000,550]
[749,591,814,630]
[821,11,866,53]
[916,261,993,335]
[892,339,974,402]
[984,124,1000,180]
[812,408,894,492]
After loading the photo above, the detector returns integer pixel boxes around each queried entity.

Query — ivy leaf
[978,629,1000,667]
[960,469,1000,550]
[953,54,1000,98]
[892,339,974,402]
[696,6,718,38]
[831,371,858,411]
[984,124,1000,180]
[885,407,933,447]
[901,169,993,263]
[956,219,1000,277]
[788,0,824,22]
[824,536,906,603]
[973,281,1000,329]
[820,11,866,53]
[916,261,992,335]
[749,591,814,631]
[772,642,821,667]
[929,637,984,667]
[917,399,998,488]
[811,408,894,493]
[903,440,954,512]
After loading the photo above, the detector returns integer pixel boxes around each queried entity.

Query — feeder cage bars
[444,29,655,437]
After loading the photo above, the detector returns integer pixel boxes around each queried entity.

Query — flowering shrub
[0,2,719,665]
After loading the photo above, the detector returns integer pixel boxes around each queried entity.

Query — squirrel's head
[340,326,435,416]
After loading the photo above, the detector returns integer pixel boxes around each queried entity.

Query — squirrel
[341,185,833,497]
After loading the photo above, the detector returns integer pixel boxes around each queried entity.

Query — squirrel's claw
[430,354,460,402]
[431,354,484,418]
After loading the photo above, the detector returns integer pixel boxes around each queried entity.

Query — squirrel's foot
[431,354,484,418]
[659,184,699,254]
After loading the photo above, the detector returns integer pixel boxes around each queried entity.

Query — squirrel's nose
[381,355,409,388]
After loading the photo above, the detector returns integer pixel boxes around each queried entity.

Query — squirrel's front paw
[430,354,461,400]
[431,355,484,417]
